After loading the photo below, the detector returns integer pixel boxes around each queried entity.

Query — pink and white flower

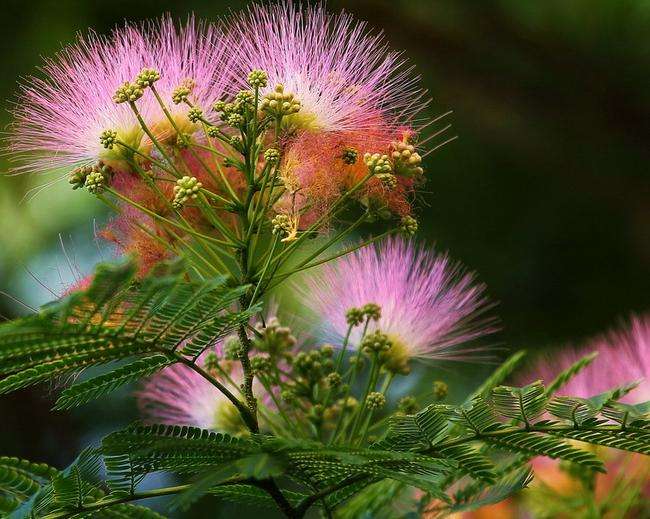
[300,238,496,372]
[228,2,426,134]
[9,16,232,174]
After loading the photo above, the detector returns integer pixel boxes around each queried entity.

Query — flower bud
[173,176,202,209]
[366,392,386,410]
[264,148,280,164]
[399,216,418,236]
[99,129,118,149]
[113,81,143,104]
[135,68,161,88]
[188,106,203,123]
[247,69,268,88]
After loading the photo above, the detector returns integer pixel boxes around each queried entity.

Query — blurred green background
[1,0,649,515]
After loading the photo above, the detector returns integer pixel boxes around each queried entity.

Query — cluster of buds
[203,351,220,373]
[346,303,382,326]
[261,84,301,118]
[271,213,298,242]
[364,153,396,189]
[172,176,202,209]
[366,392,386,410]
[399,215,418,236]
[113,81,144,104]
[247,69,268,89]
[187,106,203,123]
[432,381,448,401]
[135,68,161,89]
[361,330,393,355]
[390,139,424,177]
[250,355,272,375]
[223,337,243,360]
[342,147,358,165]
[397,395,419,415]
[69,161,113,194]
[253,317,297,358]
[213,98,246,127]
[99,129,118,150]
[291,346,335,384]
[364,153,392,175]
[264,148,280,164]
[172,78,196,105]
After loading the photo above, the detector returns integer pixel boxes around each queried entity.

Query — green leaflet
[54,354,175,410]
[448,468,533,514]
[0,259,259,406]
[491,381,547,425]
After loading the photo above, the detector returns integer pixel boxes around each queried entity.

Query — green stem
[348,353,380,443]
[249,234,279,306]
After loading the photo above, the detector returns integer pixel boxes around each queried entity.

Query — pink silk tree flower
[136,346,250,435]
[300,238,497,374]
[9,16,233,175]
[227,2,426,134]
[528,314,650,402]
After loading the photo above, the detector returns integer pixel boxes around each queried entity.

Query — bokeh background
[1,0,648,516]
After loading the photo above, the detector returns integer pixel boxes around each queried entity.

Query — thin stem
[249,234,279,306]
[173,354,257,432]
[106,188,236,249]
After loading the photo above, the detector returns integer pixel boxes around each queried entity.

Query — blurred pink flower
[528,314,650,402]
[136,345,248,434]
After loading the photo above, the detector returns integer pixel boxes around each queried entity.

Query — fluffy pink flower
[528,314,650,402]
[228,2,426,133]
[9,16,232,174]
[136,345,248,434]
[300,238,496,370]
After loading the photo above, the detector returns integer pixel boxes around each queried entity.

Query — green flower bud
[325,372,342,388]
[361,330,392,354]
[206,126,220,138]
[68,164,93,190]
[362,303,381,321]
[247,69,269,88]
[203,351,219,371]
[113,81,143,104]
[271,213,293,238]
[264,148,280,164]
[84,170,106,194]
[135,68,161,88]
[235,90,255,106]
[251,356,272,375]
[342,147,358,165]
[432,381,448,401]
[376,172,397,189]
[391,139,424,177]
[337,396,358,411]
[213,100,226,112]
[172,176,203,209]
[227,113,244,127]
[345,307,365,326]
[187,106,203,123]
[260,84,301,118]
[224,337,243,360]
[171,78,195,104]
[99,129,118,149]
[281,389,296,402]
[363,153,392,175]
[399,215,418,236]
[397,395,419,414]
[366,392,386,410]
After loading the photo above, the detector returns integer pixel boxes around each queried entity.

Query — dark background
[0,1,648,515]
